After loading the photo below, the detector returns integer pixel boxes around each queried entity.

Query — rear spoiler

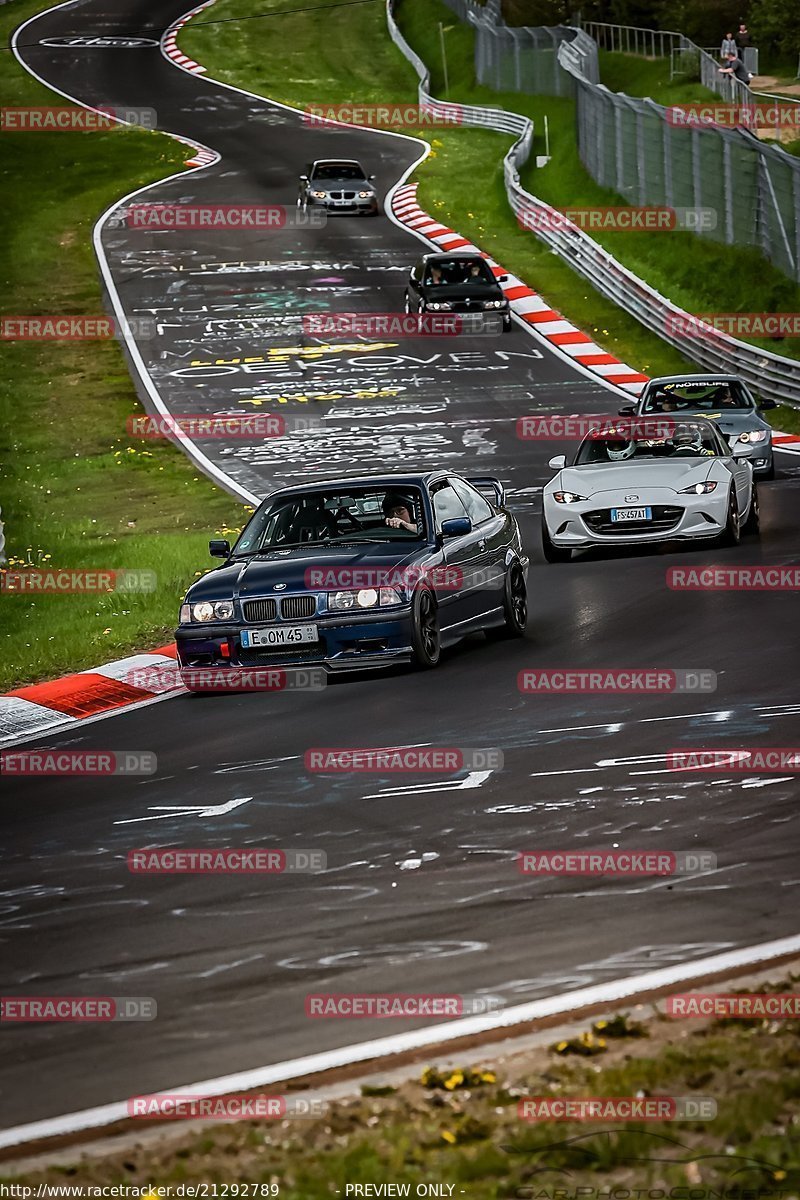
[465,476,506,508]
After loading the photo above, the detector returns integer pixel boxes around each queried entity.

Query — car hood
[642,408,766,434]
[313,177,373,190]
[554,460,716,496]
[423,283,503,299]
[186,543,425,601]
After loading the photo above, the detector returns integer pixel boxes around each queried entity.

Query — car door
[430,481,483,629]
[450,477,506,614]
[406,260,423,312]
[718,429,752,514]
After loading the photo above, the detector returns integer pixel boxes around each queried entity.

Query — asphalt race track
[3,0,800,1133]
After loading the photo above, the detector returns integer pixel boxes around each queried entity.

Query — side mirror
[440,517,472,538]
[618,404,635,415]
[209,539,231,558]
[758,397,777,410]
[548,454,567,470]
[369,174,376,180]
[299,174,308,182]
[732,442,750,457]
[497,274,509,283]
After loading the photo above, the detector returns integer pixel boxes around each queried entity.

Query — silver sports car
[541,417,759,561]
[298,159,378,215]
[619,374,777,478]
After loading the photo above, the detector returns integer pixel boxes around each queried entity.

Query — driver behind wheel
[382,492,418,533]
[606,437,637,461]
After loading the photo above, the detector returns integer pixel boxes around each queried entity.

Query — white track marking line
[1,933,799,1149]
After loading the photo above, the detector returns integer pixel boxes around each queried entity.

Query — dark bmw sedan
[176,473,528,684]
[404,252,512,331]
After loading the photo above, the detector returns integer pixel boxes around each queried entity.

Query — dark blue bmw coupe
[176,473,528,682]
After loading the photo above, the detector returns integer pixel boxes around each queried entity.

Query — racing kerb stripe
[391,182,649,393]
[160,0,215,74]
[0,645,181,744]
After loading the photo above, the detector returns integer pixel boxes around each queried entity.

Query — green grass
[6,993,799,1193]
[0,0,247,690]
[597,49,718,103]
[181,0,800,435]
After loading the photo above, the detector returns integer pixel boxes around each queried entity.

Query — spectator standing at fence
[736,22,754,75]
[720,31,737,59]
[719,52,751,86]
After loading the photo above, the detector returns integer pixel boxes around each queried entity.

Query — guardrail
[385,0,533,175]
[386,0,800,408]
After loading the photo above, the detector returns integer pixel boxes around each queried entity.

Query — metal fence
[463,5,800,285]
[386,0,800,405]
[581,21,754,111]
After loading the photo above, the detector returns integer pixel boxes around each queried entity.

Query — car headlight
[737,430,769,444]
[426,301,452,311]
[185,600,235,622]
[680,481,718,494]
[358,190,373,198]
[328,588,402,611]
[482,299,506,309]
[553,491,587,503]
[312,190,328,199]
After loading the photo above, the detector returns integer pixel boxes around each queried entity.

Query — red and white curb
[391,183,650,395]
[0,645,181,745]
[161,0,216,74]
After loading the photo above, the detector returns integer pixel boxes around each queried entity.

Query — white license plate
[611,507,652,522]
[241,624,318,648]
[332,199,354,205]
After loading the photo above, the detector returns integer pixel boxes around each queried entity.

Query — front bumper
[308,195,378,214]
[175,609,414,676]
[543,489,728,548]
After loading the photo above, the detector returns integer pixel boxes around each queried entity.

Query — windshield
[425,258,496,287]
[575,424,723,464]
[232,487,427,554]
[312,163,366,181]
[642,380,752,412]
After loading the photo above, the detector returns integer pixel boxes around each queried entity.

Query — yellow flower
[441,1130,457,1144]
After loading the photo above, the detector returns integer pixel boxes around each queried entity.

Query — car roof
[644,374,742,385]
[264,473,449,498]
[421,251,485,262]
[311,158,363,167]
